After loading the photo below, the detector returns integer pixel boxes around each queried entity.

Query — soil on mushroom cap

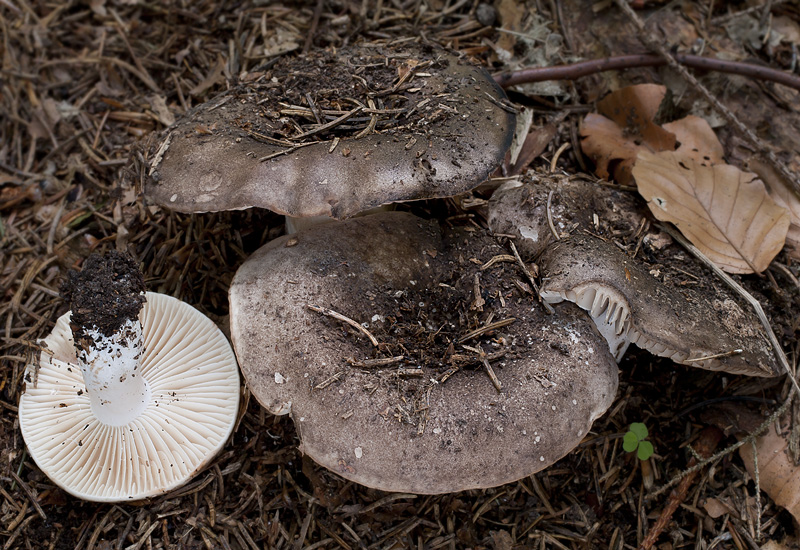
[60,251,146,345]
[305,223,555,429]
[207,44,464,145]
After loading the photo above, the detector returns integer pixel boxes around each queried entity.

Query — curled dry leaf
[580,84,676,185]
[633,150,790,274]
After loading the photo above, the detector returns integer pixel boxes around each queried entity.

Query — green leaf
[623,431,639,452]
[629,422,648,441]
[637,441,654,461]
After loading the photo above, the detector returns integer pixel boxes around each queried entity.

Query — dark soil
[60,251,146,343]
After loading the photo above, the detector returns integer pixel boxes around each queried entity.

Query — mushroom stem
[60,251,151,426]
[75,318,151,426]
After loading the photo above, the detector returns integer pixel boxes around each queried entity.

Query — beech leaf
[737,414,800,524]
[749,159,800,260]
[662,115,724,165]
[580,84,676,185]
[633,150,790,274]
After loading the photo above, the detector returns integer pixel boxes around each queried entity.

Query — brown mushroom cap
[488,178,781,377]
[144,44,515,220]
[229,212,618,494]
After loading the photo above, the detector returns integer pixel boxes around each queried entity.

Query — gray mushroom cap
[538,234,780,376]
[144,44,515,220]
[488,176,643,259]
[229,212,618,494]
[489,178,781,377]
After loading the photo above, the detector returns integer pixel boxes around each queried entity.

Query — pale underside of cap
[19,292,240,502]
[144,44,515,219]
[230,212,619,494]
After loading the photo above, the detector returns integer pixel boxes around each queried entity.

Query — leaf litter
[581,83,792,274]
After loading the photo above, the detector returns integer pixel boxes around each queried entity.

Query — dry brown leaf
[633,150,790,274]
[495,0,528,52]
[580,84,676,185]
[749,159,800,260]
[739,416,800,524]
[701,497,738,519]
[596,84,674,149]
[663,115,724,165]
[580,113,641,183]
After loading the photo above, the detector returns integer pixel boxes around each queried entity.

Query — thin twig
[259,140,319,162]
[546,190,560,243]
[291,106,364,141]
[613,0,800,199]
[461,344,503,392]
[711,0,787,25]
[509,241,554,314]
[492,53,800,93]
[307,304,379,347]
[684,348,743,362]
[457,318,516,343]
[347,356,405,368]
[302,0,325,54]
[9,471,46,521]
[480,254,516,270]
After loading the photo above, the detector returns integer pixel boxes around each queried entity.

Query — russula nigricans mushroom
[229,212,619,494]
[537,233,781,376]
[142,44,515,225]
[488,177,781,376]
[18,252,240,502]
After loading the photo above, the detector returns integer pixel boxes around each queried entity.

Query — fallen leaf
[495,0,528,52]
[749,159,800,260]
[580,84,676,185]
[596,84,674,149]
[508,120,557,176]
[490,530,514,550]
[701,497,738,519]
[633,150,790,274]
[773,15,800,45]
[737,411,800,524]
[663,115,724,166]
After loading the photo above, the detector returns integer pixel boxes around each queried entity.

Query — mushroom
[229,212,618,494]
[488,177,781,376]
[141,43,515,226]
[18,252,240,502]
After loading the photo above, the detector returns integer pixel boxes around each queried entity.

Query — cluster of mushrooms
[19,43,780,502]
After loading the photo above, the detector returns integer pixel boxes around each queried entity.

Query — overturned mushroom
[18,252,240,502]
[488,177,781,376]
[142,44,515,225]
[229,212,618,494]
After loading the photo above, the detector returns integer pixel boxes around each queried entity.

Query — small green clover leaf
[623,422,654,461]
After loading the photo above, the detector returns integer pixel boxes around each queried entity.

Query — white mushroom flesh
[541,285,631,361]
[77,318,151,426]
[541,283,698,364]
